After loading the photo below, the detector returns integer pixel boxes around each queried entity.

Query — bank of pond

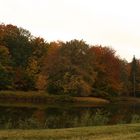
[0,91,140,129]
[0,91,111,108]
[0,97,140,129]
[0,91,140,105]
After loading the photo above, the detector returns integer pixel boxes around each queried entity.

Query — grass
[0,124,139,140]
[74,97,109,106]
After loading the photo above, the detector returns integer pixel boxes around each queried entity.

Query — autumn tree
[90,46,123,97]
[1,23,139,99]
[28,37,49,90]
[42,40,96,96]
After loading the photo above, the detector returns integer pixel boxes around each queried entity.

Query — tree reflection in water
[0,103,139,129]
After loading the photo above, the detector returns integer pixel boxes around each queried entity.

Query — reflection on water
[0,103,140,129]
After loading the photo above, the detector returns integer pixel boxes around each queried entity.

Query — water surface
[0,103,140,129]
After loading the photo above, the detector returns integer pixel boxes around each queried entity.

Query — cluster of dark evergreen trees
[0,24,140,97]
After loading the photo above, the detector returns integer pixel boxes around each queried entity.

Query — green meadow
[0,124,139,140]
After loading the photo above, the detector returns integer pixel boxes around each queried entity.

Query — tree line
[0,24,140,97]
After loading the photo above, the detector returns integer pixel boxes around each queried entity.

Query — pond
[0,103,140,129]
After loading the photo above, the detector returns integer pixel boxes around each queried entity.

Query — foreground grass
[0,124,139,140]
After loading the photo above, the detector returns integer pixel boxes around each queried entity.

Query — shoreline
[0,91,140,108]
[0,91,109,106]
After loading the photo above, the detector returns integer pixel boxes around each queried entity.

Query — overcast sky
[0,0,140,61]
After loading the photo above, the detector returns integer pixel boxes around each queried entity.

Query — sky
[0,0,140,62]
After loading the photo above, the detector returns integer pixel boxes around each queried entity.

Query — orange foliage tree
[90,46,124,97]
[42,40,96,96]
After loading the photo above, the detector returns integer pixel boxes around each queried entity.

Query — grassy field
[0,124,139,140]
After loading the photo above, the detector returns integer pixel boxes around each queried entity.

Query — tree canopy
[0,23,140,97]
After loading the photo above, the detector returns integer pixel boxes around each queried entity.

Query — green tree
[130,56,137,97]
[0,45,13,90]
[129,56,140,97]
[119,60,130,96]
[0,24,33,90]
[0,24,32,67]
